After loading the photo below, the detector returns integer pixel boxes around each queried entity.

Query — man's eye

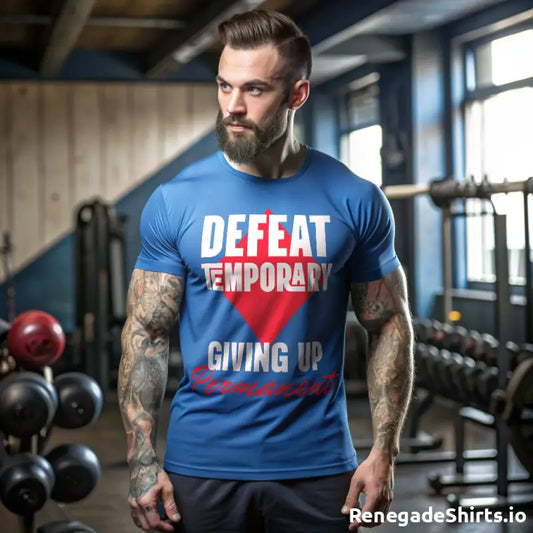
[219,83,231,91]
[248,87,261,94]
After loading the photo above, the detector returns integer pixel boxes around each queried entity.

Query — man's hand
[128,468,181,532]
[341,450,394,530]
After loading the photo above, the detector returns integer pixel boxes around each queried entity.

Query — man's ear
[290,79,310,110]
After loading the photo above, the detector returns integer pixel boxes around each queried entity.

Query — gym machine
[74,199,127,390]
[382,176,533,509]
[0,232,15,322]
[74,198,184,395]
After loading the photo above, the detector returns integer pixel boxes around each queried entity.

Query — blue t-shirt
[135,147,400,480]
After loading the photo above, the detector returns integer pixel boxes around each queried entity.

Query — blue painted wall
[0,235,74,329]
[115,132,218,275]
[303,89,339,159]
[411,30,447,318]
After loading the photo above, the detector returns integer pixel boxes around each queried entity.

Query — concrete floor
[1,390,533,532]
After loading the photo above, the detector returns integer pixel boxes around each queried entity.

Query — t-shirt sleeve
[348,183,400,282]
[134,186,186,277]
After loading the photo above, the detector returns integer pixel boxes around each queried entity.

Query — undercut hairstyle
[218,9,312,82]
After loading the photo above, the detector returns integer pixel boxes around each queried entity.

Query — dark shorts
[166,471,353,533]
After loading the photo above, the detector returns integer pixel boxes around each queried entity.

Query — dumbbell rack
[432,207,533,509]
[383,177,533,509]
[1,366,57,533]
[0,364,102,533]
[0,432,49,533]
[14,436,39,533]
[448,212,530,508]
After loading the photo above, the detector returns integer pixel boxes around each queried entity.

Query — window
[339,79,383,186]
[464,28,533,284]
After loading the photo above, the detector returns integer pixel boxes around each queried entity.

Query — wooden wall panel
[42,84,72,244]
[72,84,102,206]
[0,84,9,237]
[0,81,216,273]
[10,83,40,267]
[100,84,132,201]
[191,83,217,145]
[159,84,191,162]
[132,85,160,181]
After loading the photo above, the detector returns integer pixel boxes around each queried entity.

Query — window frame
[460,22,533,288]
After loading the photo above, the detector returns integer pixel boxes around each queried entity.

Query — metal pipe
[493,214,511,497]
[442,208,453,323]
[382,177,532,201]
[382,183,429,199]
[524,191,532,342]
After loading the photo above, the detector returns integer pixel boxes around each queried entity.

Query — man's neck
[224,132,306,179]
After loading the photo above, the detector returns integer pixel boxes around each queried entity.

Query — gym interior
[0,0,532,531]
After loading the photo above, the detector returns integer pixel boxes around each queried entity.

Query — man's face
[216,44,292,163]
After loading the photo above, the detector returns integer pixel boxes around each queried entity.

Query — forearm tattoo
[118,269,184,498]
[351,268,414,457]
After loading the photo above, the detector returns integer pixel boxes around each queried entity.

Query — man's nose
[227,90,246,115]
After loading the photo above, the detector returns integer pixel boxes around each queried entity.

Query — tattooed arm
[351,266,414,456]
[118,268,184,532]
[342,266,414,529]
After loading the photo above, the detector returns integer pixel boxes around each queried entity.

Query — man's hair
[218,9,312,81]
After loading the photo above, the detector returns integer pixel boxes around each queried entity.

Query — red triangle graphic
[220,211,323,344]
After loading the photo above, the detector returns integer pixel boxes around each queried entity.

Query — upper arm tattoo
[126,268,183,335]
[351,267,409,333]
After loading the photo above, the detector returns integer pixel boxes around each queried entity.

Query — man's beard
[215,102,289,164]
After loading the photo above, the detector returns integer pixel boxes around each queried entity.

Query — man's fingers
[131,496,175,532]
[130,503,150,531]
[140,505,175,532]
[341,478,362,515]
[360,494,383,527]
[352,489,392,529]
[162,483,181,522]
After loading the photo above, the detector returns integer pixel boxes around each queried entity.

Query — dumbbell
[431,322,452,349]
[37,521,96,533]
[439,350,464,400]
[0,371,58,437]
[458,356,485,402]
[53,372,104,429]
[427,320,446,348]
[0,451,55,515]
[45,443,101,503]
[424,345,444,392]
[475,366,500,408]
[507,342,533,370]
[460,330,482,359]
[474,333,499,366]
[430,349,456,397]
[441,325,469,353]
[445,352,471,403]
[416,319,443,345]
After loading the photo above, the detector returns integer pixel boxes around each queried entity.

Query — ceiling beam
[145,0,267,79]
[0,14,185,30]
[323,35,407,59]
[40,0,96,77]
